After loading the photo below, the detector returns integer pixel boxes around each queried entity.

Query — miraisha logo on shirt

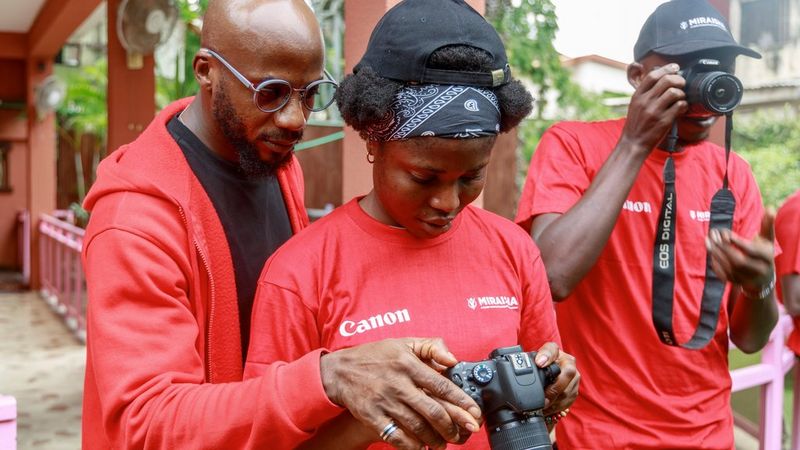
[338,309,411,337]
[466,296,519,310]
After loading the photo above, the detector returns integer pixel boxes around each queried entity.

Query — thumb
[759,208,775,242]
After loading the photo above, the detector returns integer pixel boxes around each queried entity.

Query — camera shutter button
[451,373,463,387]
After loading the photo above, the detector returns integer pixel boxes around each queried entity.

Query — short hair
[336,45,533,141]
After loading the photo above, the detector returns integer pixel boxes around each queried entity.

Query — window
[739,0,790,49]
[0,142,10,192]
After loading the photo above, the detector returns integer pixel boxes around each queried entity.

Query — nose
[429,183,460,214]
[273,93,308,132]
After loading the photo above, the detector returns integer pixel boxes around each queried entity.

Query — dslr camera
[680,58,743,116]
[444,345,560,450]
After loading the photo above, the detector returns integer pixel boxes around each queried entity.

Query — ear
[627,62,645,90]
[193,52,213,92]
[366,140,380,156]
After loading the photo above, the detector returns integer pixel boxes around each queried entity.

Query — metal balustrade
[730,311,795,450]
[38,212,86,343]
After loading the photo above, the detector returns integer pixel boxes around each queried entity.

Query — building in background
[730,0,800,114]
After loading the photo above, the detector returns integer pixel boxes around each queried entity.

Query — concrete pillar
[107,0,156,152]
[341,0,486,204]
[26,59,57,288]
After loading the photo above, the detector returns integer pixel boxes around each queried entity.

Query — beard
[212,83,301,179]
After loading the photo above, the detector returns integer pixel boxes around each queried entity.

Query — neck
[180,99,238,162]
[358,191,402,228]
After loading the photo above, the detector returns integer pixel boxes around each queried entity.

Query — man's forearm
[534,139,650,299]
[781,274,800,316]
[730,288,779,353]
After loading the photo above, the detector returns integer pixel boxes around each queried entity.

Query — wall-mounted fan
[117,0,179,69]
[34,75,66,120]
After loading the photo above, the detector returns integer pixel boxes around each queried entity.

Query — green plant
[56,58,108,206]
[156,0,207,108]
[486,0,617,163]
[733,108,800,208]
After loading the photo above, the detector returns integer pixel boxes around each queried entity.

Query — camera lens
[706,75,741,111]
[686,71,743,114]
[489,417,552,450]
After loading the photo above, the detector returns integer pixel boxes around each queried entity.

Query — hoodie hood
[83,97,309,382]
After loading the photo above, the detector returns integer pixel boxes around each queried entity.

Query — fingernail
[465,422,479,432]
[447,352,457,361]
[468,406,482,419]
[536,354,548,366]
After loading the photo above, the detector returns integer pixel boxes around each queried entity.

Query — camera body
[679,58,743,116]
[445,345,560,450]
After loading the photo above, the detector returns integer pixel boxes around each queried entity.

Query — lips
[421,217,455,228]
[264,139,298,151]
[258,139,298,161]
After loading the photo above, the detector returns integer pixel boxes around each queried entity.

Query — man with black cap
[515,0,777,448]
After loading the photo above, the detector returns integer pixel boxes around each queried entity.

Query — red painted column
[26,59,57,288]
[106,0,156,152]
[341,0,485,204]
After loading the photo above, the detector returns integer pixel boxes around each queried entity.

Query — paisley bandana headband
[365,84,501,142]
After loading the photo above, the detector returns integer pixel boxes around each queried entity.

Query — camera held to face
[444,345,561,450]
[680,58,743,117]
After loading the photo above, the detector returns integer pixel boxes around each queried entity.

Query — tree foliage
[733,109,800,208]
[156,0,207,108]
[485,0,616,162]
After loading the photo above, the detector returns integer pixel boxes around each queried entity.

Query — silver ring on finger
[379,420,400,441]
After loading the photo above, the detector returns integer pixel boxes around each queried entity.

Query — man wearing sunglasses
[80,1,481,449]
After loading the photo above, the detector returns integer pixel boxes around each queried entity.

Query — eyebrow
[414,162,489,174]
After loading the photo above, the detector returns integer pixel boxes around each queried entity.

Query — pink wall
[0,60,29,269]
[0,140,29,268]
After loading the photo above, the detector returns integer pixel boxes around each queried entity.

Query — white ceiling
[0,0,48,33]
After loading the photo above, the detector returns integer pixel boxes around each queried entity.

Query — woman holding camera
[243,1,578,448]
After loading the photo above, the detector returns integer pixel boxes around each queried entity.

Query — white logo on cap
[464,99,480,112]
[421,131,435,137]
[683,16,727,32]
[680,21,688,30]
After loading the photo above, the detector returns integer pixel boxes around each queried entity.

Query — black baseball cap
[354,0,511,87]
[633,0,761,61]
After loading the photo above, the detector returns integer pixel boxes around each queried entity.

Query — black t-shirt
[167,115,293,359]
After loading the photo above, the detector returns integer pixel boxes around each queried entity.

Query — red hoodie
[81,98,341,449]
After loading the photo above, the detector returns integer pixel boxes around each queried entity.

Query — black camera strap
[651,114,736,350]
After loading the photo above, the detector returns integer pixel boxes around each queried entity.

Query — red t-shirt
[516,118,764,450]
[776,189,800,354]
[245,199,560,449]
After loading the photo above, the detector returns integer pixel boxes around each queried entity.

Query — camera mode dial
[471,363,494,385]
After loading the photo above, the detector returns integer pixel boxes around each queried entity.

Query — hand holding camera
[622,62,688,154]
[445,346,561,450]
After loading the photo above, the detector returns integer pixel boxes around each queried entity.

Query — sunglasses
[202,48,338,113]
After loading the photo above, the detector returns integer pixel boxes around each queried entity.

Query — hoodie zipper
[177,205,216,382]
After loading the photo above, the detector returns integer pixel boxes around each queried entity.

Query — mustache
[260,130,304,143]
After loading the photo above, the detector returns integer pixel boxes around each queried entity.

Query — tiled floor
[1,291,84,449]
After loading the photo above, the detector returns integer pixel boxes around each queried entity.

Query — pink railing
[38,212,86,343]
[0,395,16,450]
[730,311,795,450]
[16,210,30,287]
